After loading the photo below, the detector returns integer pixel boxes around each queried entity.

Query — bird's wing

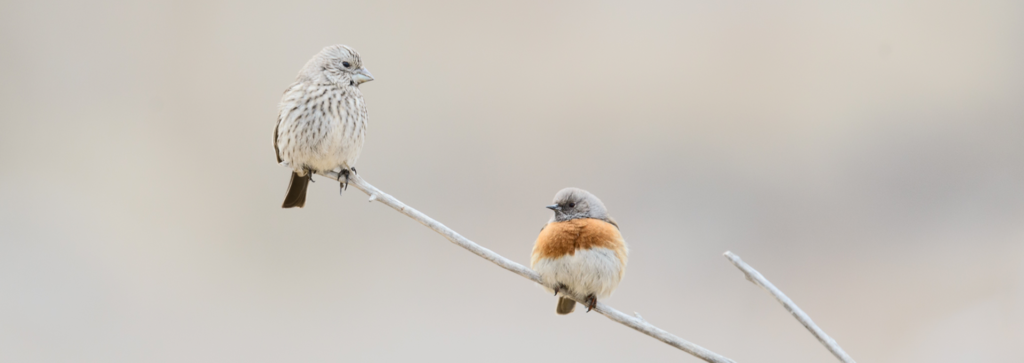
[273,121,282,163]
[531,223,551,267]
[274,82,305,164]
[603,216,619,229]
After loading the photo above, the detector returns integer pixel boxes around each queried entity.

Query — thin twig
[319,170,736,363]
[723,251,856,363]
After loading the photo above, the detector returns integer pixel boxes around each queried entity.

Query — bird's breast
[532,218,627,267]
[276,83,367,170]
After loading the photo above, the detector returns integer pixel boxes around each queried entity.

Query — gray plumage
[547,187,617,227]
[274,44,373,208]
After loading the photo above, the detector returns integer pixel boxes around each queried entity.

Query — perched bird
[531,188,628,314]
[274,44,374,208]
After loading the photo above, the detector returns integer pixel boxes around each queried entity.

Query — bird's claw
[553,283,567,296]
[338,168,351,195]
[585,295,597,312]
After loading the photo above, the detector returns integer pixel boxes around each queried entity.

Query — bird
[531,188,628,314]
[273,44,374,208]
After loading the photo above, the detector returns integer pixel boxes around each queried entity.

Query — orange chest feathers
[532,218,627,265]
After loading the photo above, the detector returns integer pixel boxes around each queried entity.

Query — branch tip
[723,251,856,363]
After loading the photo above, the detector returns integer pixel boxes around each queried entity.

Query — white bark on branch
[321,170,736,363]
[723,251,856,363]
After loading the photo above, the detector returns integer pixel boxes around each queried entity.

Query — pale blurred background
[1,0,1022,362]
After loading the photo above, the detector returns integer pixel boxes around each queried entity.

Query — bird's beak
[545,204,560,211]
[353,67,374,84]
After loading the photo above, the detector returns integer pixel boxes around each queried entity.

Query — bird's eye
[342,61,351,68]
[567,202,576,208]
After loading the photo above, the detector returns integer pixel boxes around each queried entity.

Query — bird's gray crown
[548,187,610,223]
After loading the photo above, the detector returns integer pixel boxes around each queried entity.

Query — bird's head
[546,187,609,222]
[301,44,374,87]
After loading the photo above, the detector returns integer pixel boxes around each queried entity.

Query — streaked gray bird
[274,44,373,208]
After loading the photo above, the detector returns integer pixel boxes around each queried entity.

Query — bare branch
[723,251,856,363]
[321,170,736,363]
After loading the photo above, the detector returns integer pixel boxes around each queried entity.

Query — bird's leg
[338,168,351,195]
[585,294,597,312]
[306,168,316,183]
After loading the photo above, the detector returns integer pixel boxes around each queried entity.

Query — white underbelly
[532,247,623,299]
[307,134,362,171]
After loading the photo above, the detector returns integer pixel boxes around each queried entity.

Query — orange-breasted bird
[531,188,628,314]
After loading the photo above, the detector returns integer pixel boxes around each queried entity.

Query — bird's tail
[282,171,310,208]
[556,297,576,315]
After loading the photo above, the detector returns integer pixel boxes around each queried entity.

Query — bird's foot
[306,168,316,183]
[338,168,351,195]
[350,167,357,175]
[585,294,597,312]
[553,283,568,296]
